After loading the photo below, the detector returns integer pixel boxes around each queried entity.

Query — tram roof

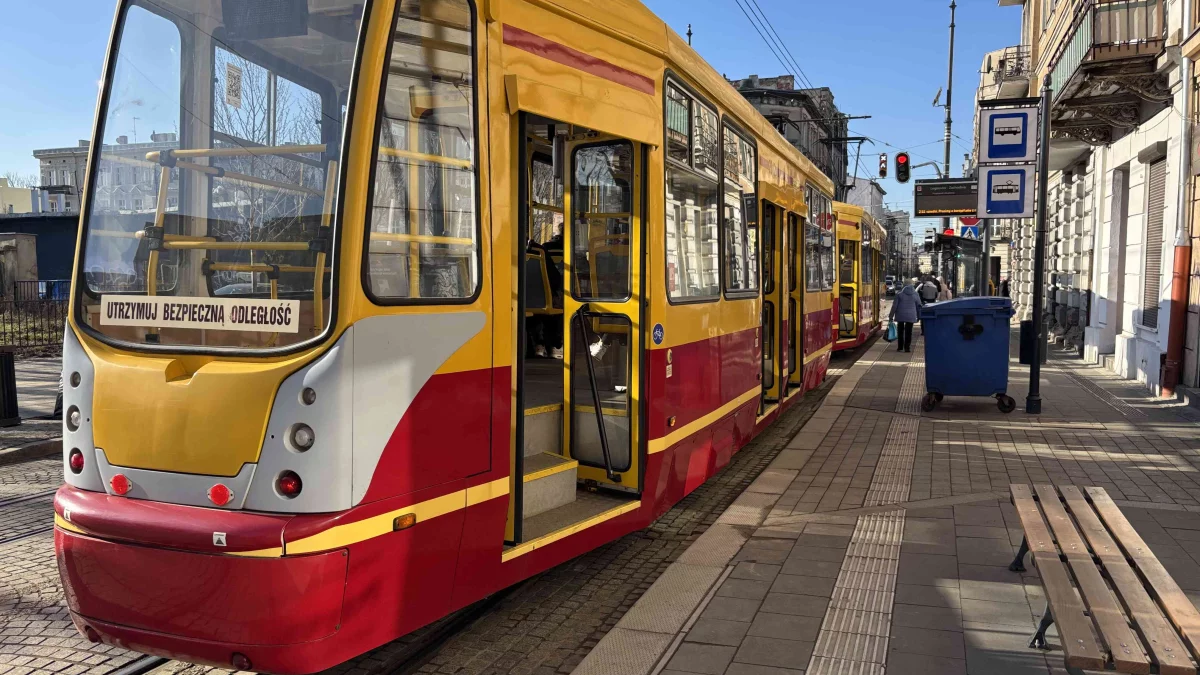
[532,0,835,197]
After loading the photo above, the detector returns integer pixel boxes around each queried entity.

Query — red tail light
[110,474,130,496]
[68,449,84,474]
[208,483,233,506]
[276,471,302,498]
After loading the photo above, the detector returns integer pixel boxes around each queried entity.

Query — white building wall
[1085,106,1180,392]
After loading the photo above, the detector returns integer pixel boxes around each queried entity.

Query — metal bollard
[0,347,19,427]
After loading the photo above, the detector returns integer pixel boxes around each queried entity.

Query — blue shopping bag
[885,321,897,342]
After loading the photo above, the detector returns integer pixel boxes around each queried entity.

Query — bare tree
[3,172,40,189]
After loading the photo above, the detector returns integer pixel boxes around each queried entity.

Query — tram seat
[525,250,562,316]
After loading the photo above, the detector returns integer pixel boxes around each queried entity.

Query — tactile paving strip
[806,349,923,675]
[895,337,926,416]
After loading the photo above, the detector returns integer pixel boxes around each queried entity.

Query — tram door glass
[839,239,856,337]
[566,141,640,486]
[787,212,800,382]
[760,202,776,400]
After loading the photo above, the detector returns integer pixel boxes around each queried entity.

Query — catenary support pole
[1027,77,1052,414]
[942,0,956,234]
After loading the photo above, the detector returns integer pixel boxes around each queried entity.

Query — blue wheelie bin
[919,297,1017,413]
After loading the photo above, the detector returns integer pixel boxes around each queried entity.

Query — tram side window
[366,0,479,302]
[804,187,821,292]
[722,125,757,294]
[817,194,835,292]
[861,227,872,286]
[664,81,719,301]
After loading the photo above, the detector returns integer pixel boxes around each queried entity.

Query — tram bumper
[53,488,352,674]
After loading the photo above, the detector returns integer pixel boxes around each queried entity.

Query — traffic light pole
[1026,77,1052,415]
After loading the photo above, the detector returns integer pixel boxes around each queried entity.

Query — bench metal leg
[1009,535,1029,572]
[1029,604,1053,649]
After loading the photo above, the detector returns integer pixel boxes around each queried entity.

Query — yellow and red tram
[833,203,884,351]
[54,0,836,672]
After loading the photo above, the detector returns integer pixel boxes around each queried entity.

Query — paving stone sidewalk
[576,334,1200,675]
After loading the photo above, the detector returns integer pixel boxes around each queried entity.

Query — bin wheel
[997,395,1016,413]
[921,393,938,412]
[934,393,944,402]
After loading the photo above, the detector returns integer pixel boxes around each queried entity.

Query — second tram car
[54,0,838,672]
[833,204,884,351]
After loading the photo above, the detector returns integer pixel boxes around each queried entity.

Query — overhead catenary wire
[730,0,795,85]
[742,0,815,90]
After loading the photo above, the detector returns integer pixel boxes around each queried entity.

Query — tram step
[523,404,562,458]
[522,452,578,518]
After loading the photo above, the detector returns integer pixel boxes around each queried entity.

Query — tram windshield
[77,0,364,350]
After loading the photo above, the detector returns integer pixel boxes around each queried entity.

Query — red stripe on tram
[502,24,656,96]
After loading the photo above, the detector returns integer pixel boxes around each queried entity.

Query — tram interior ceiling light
[68,449,84,474]
[66,406,81,432]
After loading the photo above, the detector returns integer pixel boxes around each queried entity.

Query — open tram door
[510,112,643,547]
[759,200,785,411]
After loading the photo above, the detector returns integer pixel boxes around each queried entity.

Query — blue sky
[0,0,1020,235]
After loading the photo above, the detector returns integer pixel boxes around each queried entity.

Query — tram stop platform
[573,332,1200,675]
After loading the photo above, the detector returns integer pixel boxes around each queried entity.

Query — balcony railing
[993,45,1031,86]
[1049,0,1165,101]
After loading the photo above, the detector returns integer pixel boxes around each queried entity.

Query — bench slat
[1010,484,1058,554]
[1088,487,1200,668]
[1060,486,1196,675]
[1033,550,1108,671]
[1033,485,1151,674]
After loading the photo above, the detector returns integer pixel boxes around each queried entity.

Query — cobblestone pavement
[0,532,139,675]
[0,344,873,675]
[580,334,1200,675]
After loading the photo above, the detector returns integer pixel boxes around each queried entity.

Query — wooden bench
[1008,484,1200,675]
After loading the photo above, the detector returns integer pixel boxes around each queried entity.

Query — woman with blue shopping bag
[888,279,921,352]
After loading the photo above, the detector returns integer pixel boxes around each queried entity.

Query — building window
[168,197,178,209]
[133,198,143,210]
[1141,158,1167,329]
[665,81,720,301]
[364,0,478,302]
[722,124,757,294]
[65,201,73,211]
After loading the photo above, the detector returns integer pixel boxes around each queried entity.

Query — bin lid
[919,296,1014,319]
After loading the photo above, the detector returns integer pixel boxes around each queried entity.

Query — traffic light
[878,153,888,179]
[895,152,910,183]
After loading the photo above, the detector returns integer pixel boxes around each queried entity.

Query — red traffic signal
[895,152,911,183]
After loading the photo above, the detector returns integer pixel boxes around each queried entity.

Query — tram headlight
[68,448,84,474]
[69,372,81,388]
[275,471,303,498]
[288,423,315,452]
[66,406,81,432]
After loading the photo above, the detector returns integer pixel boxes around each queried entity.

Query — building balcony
[1046,0,1169,146]
[992,45,1032,99]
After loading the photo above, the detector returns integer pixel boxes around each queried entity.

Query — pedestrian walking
[937,276,954,302]
[917,276,939,305]
[888,278,921,352]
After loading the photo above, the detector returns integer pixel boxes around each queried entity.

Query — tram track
[0,489,56,545]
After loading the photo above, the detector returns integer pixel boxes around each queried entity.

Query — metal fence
[1,280,69,351]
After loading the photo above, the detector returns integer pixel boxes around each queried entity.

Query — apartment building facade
[984,0,1192,394]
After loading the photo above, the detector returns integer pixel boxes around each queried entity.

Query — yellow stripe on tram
[647,386,761,455]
